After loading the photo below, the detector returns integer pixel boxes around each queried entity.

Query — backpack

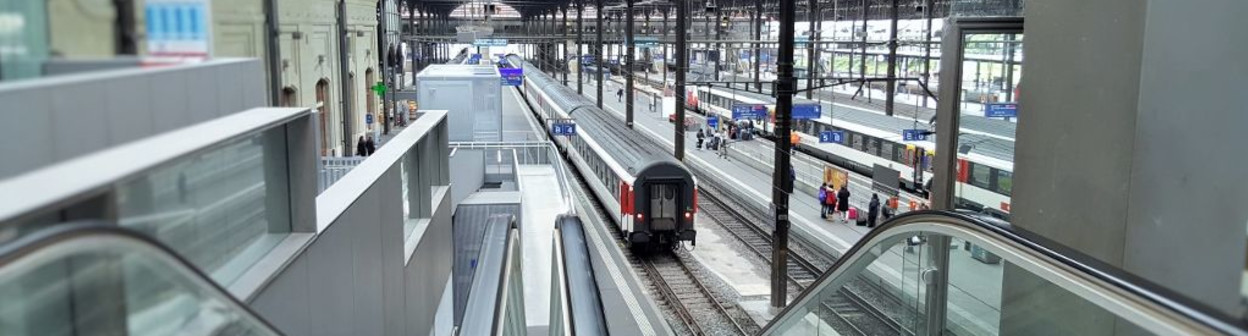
[818,189,827,202]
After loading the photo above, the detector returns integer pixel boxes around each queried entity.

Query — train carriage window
[969,163,993,190]
[893,143,907,163]
[996,170,1013,196]
[881,142,894,161]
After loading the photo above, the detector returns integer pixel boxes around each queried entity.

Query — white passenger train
[508,55,699,249]
[682,84,1013,218]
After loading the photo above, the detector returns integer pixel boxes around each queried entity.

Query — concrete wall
[1013,0,1248,316]
[450,149,486,206]
[40,0,384,156]
[0,58,266,179]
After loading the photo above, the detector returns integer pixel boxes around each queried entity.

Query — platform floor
[577,78,1004,333]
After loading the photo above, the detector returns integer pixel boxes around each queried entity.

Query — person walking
[696,128,705,149]
[616,88,624,102]
[867,194,881,228]
[819,184,830,219]
[836,185,852,224]
[718,130,730,160]
[356,136,368,157]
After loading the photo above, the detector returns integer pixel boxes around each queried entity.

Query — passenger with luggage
[824,187,837,220]
[867,194,881,228]
[818,184,830,219]
[836,186,851,224]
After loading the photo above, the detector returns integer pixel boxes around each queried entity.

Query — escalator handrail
[761,210,1248,335]
[0,222,284,335]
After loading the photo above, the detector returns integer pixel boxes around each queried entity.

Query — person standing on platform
[824,187,838,221]
[365,136,377,156]
[356,136,368,157]
[836,185,851,224]
[819,184,830,219]
[867,194,881,227]
[696,128,705,149]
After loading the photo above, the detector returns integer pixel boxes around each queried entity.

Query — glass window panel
[115,127,290,285]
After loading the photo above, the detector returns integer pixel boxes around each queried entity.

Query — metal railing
[761,211,1248,336]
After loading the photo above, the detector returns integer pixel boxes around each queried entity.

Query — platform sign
[707,116,719,129]
[552,119,577,136]
[635,37,659,48]
[365,114,374,124]
[472,38,508,47]
[793,104,821,120]
[984,103,1018,118]
[819,130,845,144]
[902,129,928,141]
[468,54,481,64]
[499,68,523,86]
[731,104,767,119]
[145,0,212,62]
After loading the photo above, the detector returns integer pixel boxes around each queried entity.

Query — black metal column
[716,10,723,82]
[922,0,933,107]
[577,0,584,94]
[626,0,635,128]
[770,0,797,309]
[662,9,669,86]
[595,0,604,108]
[754,1,762,91]
[885,0,900,115]
[337,0,354,156]
[806,0,818,99]
[674,0,688,161]
[263,0,282,105]
[563,7,569,86]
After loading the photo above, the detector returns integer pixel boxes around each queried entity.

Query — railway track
[560,152,756,335]
[697,182,908,335]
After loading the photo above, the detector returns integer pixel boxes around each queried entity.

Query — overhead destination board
[472,38,508,47]
[731,104,768,119]
[499,68,523,86]
[793,104,821,120]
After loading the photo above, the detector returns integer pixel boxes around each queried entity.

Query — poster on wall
[145,0,213,65]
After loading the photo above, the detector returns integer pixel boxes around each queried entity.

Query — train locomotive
[505,55,698,250]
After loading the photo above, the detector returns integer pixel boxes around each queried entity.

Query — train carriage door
[649,183,679,231]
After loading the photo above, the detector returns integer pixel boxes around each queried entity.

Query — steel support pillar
[595,0,604,108]
[885,0,900,115]
[770,0,797,310]
[577,0,584,94]
[337,0,354,156]
[625,0,635,128]
[754,1,763,91]
[674,0,688,161]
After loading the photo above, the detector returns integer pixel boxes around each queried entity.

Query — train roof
[512,56,689,178]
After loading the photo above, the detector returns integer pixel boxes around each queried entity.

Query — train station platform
[576,77,1006,331]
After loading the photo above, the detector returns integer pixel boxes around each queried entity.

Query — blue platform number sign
[820,130,845,144]
[731,104,768,120]
[793,104,821,120]
[552,120,577,136]
[707,116,719,129]
[902,129,928,141]
[500,68,524,86]
[984,103,1018,118]
[365,114,374,124]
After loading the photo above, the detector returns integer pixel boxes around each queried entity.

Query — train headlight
[635,213,644,221]
[684,212,692,219]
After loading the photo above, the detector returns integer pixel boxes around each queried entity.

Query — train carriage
[507,55,698,249]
